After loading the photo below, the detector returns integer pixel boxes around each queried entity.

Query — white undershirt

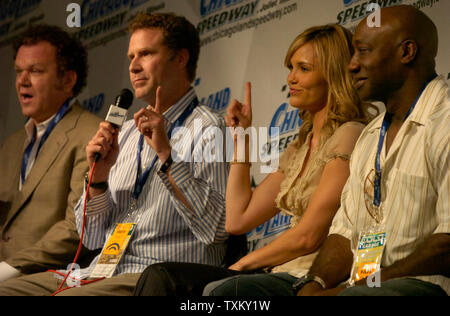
[19,114,56,190]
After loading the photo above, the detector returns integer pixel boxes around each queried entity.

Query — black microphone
[105,88,134,128]
[94,89,134,162]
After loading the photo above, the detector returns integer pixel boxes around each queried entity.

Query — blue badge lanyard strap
[373,76,436,208]
[21,99,72,183]
[133,97,199,201]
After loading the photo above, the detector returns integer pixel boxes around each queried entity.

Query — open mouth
[20,93,34,103]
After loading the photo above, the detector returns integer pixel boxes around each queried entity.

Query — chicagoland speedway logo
[337,0,402,25]
[0,0,42,23]
[198,0,258,36]
[200,0,245,17]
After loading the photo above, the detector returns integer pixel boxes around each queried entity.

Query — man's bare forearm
[381,233,450,281]
[298,234,353,295]
[309,234,353,287]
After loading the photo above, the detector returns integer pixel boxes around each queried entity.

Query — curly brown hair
[13,24,88,97]
[128,12,200,83]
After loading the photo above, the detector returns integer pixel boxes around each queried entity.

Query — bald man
[295,5,449,296]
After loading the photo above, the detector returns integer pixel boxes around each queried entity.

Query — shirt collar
[406,75,445,125]
[160,87,197,125]
[24,99,75,140]
[366,75,445,133]
[25,113,55,141]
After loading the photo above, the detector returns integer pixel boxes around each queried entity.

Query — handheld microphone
[94,89,134,162]
[105,89,134,127]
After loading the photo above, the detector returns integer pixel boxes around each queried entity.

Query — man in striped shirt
[0,13,229,296]
[297,5,449,296]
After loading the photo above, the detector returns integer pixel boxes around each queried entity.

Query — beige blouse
[272,121,365,277]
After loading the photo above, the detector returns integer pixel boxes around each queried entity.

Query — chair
[220,234,248,268]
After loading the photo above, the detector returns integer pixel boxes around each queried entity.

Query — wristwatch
[159,154,173,174]
[84,172,108,190]
[292,274,327,292]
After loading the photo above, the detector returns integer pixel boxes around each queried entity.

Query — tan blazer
[0,103,101,273]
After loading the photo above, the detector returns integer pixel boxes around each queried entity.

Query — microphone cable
[48,89,132,295]
[50,162,105,296]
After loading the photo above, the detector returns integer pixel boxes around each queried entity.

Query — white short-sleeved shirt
[330,75,450,294]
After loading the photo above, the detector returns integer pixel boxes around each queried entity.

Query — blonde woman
[134,24,371,296]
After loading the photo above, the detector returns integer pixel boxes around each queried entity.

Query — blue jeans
[203,272,298,296]
[204,274,447,296]
[339,278,447,296]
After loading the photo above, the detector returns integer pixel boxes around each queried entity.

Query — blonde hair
[285,24,369,144]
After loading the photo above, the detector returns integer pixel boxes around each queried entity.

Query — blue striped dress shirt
[73,88,229,277]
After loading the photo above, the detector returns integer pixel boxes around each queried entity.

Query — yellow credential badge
[351,231,386,282]
[90,223,136,278]
[103,223,136,255]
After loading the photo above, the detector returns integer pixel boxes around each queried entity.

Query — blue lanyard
[21,99,71,184]
[133,97,199,200]
[373,76,435,207]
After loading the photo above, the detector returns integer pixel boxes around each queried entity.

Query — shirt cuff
[0,261,21,282]
[78,186,111,217]
[433,223,450,235]
[158,159,192,188]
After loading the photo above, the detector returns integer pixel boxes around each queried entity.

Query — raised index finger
[154,86,162,114]
[244,81,252,112]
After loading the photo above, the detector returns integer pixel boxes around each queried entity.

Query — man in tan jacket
[0,24,101,281]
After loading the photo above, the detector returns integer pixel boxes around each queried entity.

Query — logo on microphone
[109,111,126,118]
[106,105,129,127]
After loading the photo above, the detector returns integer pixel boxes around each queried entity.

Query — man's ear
[62,70,77,95]
[399,39,418,65]
[174,48,190,69]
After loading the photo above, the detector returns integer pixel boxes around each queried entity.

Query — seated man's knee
[134,263,176,296]
[203,276,240,296]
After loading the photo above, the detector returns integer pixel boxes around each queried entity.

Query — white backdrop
[1,0,449,250]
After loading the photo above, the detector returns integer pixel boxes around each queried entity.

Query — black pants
[133,262,244,296]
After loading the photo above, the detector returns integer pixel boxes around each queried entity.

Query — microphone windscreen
[115,89,134,109]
